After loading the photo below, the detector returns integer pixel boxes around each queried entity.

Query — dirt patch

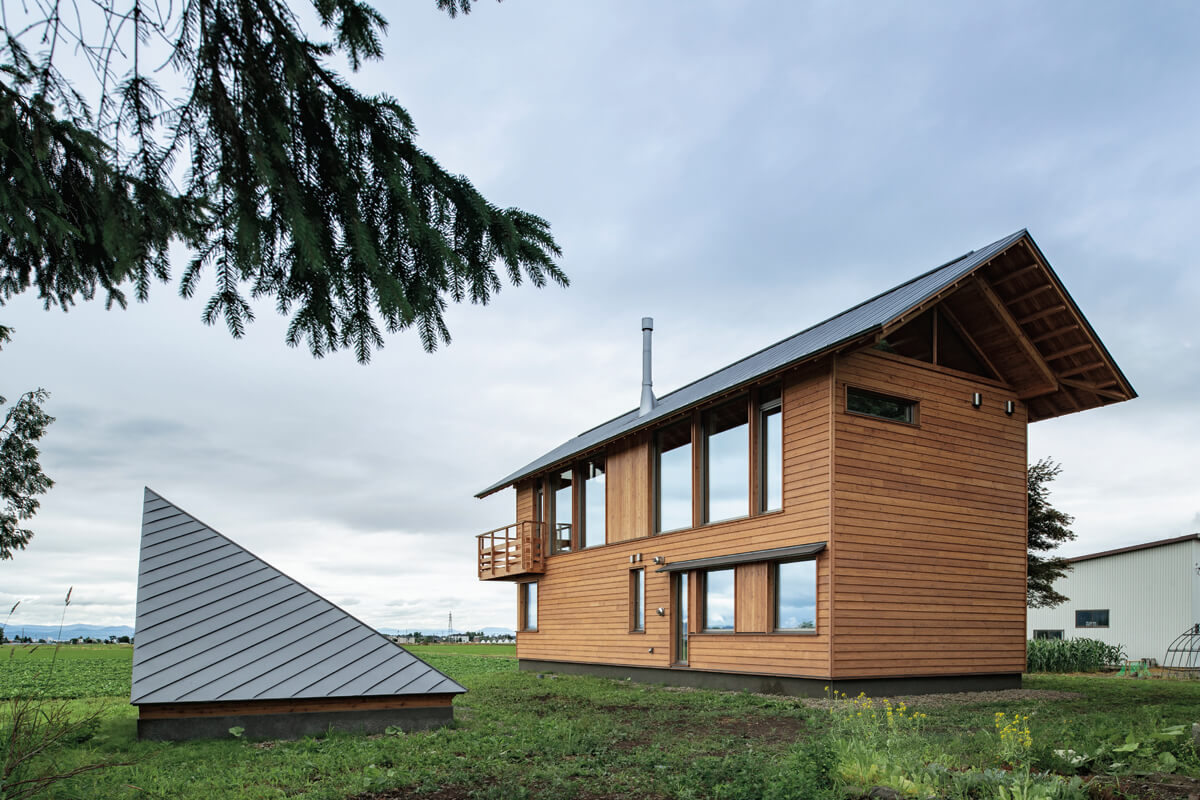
[801,688,1083,710]
[1086,774,1200,800]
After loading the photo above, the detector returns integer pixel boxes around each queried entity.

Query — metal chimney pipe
[640,317,656,416]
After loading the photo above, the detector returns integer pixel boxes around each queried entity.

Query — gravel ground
[799,688,1084,710]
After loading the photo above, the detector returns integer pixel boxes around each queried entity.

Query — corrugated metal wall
[1026,540,1199,663]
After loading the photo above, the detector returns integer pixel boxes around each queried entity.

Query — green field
[2,644,1199,799]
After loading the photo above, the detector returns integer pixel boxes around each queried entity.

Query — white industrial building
[1026,534,1200,663]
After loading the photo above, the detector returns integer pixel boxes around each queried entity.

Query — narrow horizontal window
[1032,629,1064,640]
[846,387,916,424]
[1075,609,1109,628]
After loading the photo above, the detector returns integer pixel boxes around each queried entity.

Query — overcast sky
[3,1,1198,632]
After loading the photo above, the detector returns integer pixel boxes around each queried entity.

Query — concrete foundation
[137,705,454,741]
[519,659,1021,697]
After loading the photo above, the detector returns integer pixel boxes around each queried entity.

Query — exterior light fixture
[652,556,665,565]
[1005,400,1015,416]
[656,607,665,616]
[971,392,982,409]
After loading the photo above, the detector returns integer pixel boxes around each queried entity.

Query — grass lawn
[2,644,1198,799]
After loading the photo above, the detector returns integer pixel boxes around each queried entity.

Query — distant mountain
[1,624,134,642]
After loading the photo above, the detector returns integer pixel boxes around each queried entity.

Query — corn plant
[1026,638,1125,673]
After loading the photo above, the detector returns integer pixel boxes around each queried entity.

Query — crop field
[3,644,1200,799]
[1,644,133,698]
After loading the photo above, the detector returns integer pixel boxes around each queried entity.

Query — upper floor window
[705,399,749,523]
[581,459,605,548]
[551,470,574,553]
[846,386,916,425]
[759,385,782,513]
[656,421,692,533]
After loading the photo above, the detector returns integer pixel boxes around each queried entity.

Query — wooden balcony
[477,521,547,581]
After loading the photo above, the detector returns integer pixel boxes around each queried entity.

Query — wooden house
[475,230,1135,694]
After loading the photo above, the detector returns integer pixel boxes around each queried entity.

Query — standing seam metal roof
[476,229,1030,497]
[131,489,466,704]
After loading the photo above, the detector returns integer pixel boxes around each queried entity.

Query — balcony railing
[477,520,547,580]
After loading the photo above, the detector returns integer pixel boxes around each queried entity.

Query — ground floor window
[520,582,538,631]
[1033,629,1064,640]
[630,569,645,632]
[1075,609,1109,629]
[703,568,735,631]
[774,560,816,631]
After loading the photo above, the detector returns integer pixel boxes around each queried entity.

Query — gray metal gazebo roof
[131,489,466,705]
[477,229,1030,497]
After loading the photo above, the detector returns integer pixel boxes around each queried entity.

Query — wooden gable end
[878,235,1134,422]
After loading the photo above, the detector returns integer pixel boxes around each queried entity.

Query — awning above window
[654,542,826,573]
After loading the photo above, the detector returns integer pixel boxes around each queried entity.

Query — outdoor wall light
[1005,400,1016,416]
[652,555,665,565]
[648,648,654,654]
[971,392,983,409]
[656,607,665,616]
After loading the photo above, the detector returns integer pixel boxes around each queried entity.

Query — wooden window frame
[844,385,919,426]
[771,559,818,634]
[700,568,736,633]
[519,581,538,632]
[629,568,645,633]
[654,420,694,535]
[702,396,751,525]
[757,387,783,514]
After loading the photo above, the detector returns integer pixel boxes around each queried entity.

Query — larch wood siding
[829,349,1028,678]
[516,369,834,677]
[516,482,536,524]
[606,433,650,543]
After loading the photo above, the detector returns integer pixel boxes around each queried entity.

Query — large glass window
[582,459,605,548]
[521,582,538,631]
[630,569,645,632]
[1075,609,1109,628]
[846,387,916,424]
[759,385,782,512]
[552,470,574,553]
[705,400,749,523]
[703,568,735,631]
[656,421,692,533]
[775,560,816,631]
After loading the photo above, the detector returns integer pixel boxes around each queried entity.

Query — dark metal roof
[654,542,826,573]
[131,489,466,705]
[477,229,1030,497]
[1068,533,1200,565]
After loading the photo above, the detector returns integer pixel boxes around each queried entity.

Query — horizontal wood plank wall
[830,349,1027,678]
[516,368,833,677]
[606,433,650,543]
[516,482,535,524]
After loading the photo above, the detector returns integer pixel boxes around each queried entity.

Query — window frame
[629,568,645,633]
[1032,629,1064,640]
[1074,609,1109,629]
[845,385,919,426]
[772,558,818,633]
[703,397,751,525]
[758,386,783,513]
[701,568,736,632]
[580,457,606,550]
[519,582,538,632]
[654,420,694,534]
